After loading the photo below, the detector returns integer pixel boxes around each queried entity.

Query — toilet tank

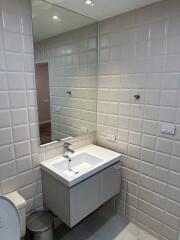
[5,191,26,237]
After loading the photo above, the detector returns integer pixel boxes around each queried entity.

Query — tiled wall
[34,24,97,140]
[97,0,180,239]
[1,0,180,239]
[0,0,96,214]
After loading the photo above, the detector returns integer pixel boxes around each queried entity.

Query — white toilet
[0,191,26,240]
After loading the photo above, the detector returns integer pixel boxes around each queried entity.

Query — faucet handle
[64,142,71,148]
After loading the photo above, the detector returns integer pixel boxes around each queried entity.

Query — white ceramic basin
[53,153,103,176]
[41,144,122,187]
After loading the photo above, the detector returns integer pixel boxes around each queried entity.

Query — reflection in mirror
[31,0,98,145]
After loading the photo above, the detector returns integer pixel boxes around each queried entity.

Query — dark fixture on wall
[66,90,72,96]
[133,94,140,100]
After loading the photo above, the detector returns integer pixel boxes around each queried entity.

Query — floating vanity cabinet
[41,161,121,228]
[99,164,121,205]
[70,174,100,226]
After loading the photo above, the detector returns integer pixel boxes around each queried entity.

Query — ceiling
[46,0,162,21]
[32,0,95,42]
[32,0,162,42]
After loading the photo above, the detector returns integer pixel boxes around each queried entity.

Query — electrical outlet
[160,124,176,135]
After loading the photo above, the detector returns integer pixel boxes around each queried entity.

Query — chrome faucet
[63,142,75,171]
[64,142,75,154]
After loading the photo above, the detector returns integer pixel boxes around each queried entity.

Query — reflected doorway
[35,62,51,144]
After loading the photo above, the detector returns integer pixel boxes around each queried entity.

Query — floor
[40,122,52,144]
[55,207,158,240]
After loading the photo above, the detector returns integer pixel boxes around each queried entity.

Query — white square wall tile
[126,157,139,171]
[167,185,180,204]
[165,199,180,218]
[0,161,16,180]
[167,35,180,54]
[21,14,33,35]
[162,224,178,240]
[7,73,25,90]
[172,142,180,157]
[2,10,21,33]
[26,73,35,90]
[162,212,180,231]
[153,166,168,183]
[18,168,40,188]
[165,55,180,72]
[0,73,7,90]
[154,152,170,169]
[0,145,14,164]
[144,106,159,121]
[153,179,167,196]
[128,144,141,159]
[168,171,180,188]
[27,90,37,107]
[143,120,158,136]
[0,52,5,71]
[28,107,38,123]
[141,148,154,164]
[1,0,20,13]
[160,91,178,107]
[167,15,180,36]
[0,31,4,49]
[0,128,13,146]
[0,110,11,128]
[156,138,172,154]
[140,161,153,177]
[169,157,180,173]
[4,31,23,52]
[9,91,27,108]
[135,5,152,25]
[150,20,167,39]
[129,118,143,132]
[12,125,29,142]
[5,52,24,71]
[0,92,9,109]
[129,131,141,146]
[24,54,34,72]
[11,108,28,125]
[14,141,31,158]
[16,155,32,174]
[23,35,34,53]
[142,134,156,150]
[1,176,17,195]
[150,38,166,56]
[145,90,160,106]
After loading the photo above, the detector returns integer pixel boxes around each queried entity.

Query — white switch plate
[160,124,176,135]
[106,134,116,142]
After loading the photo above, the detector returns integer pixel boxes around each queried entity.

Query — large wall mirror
[31,0,98,145]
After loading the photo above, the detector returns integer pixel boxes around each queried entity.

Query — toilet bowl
[0,191,26,240]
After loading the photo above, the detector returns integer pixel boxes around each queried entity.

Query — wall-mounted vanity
[41,145,122,227]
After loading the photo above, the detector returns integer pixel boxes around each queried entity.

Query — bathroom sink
[53,153,103,176]
[41,144,122,187]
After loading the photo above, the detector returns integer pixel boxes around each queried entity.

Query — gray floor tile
[55,206,128,240]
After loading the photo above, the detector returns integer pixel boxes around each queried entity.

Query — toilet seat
[0,196,21,240]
